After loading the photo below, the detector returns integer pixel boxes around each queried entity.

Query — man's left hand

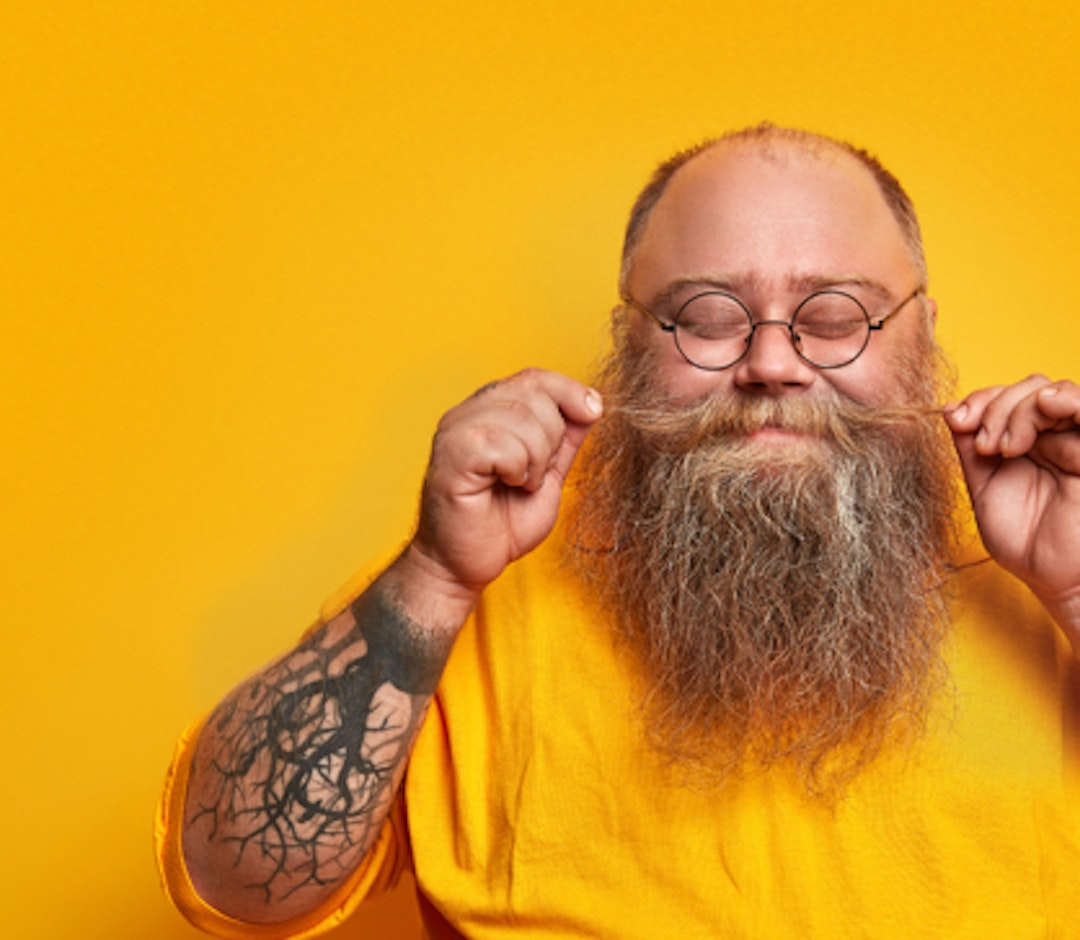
[946,375,1080,649]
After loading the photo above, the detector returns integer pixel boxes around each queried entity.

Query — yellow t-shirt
[158,534,1080,938]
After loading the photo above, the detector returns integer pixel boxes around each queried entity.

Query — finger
[437,371,602,492]
[495,369,604,473]
[490,395,567,491]
[484,428,541,490]
[997,381,1080,457]
[943,384,1004,433]
[434,412,550,496]
[945,386,1004,497]
[949,379,1080,499]
[1028,427,1080,476]
[974,374,1052,455]
[945,375,1052,456]
[503,368,604,431]
[470,371,603,437]
[1033,381,1080,426]
[949,421,999,504]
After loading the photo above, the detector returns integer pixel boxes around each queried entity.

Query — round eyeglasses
[623,286,924,371]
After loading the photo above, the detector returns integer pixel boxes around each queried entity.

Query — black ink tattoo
[188,588,451,903]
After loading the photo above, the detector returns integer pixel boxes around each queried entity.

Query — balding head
[619,124,926,296]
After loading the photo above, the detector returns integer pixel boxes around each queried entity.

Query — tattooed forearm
[184,584,453,913]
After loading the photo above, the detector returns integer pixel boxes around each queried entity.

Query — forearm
[177,370,599,924]
[181,554,462,924]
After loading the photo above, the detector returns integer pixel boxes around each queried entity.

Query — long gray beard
[567,337,959,792]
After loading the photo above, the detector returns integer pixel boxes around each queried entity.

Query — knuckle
[507,367,557,399]
[513,366,546,385]
[431,422,492,464]
[434,411,456,435]
[479,369,550,407]
[462,423,503,454]
[500,397,534,421]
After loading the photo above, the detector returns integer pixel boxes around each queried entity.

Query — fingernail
[975,428,988,449]
[585,389,603,416]
[1040,385,1059,398]
[1000,430,1011,453]
[952,402,968,421]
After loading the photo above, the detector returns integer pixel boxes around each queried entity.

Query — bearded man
[159,125,1080,939]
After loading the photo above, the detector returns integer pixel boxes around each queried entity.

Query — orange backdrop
[2,2,1078,936]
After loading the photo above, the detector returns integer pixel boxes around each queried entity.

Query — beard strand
[566,330,960,793]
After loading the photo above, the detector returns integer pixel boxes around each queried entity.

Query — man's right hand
[401,368,603,613]
[177,369,601,926]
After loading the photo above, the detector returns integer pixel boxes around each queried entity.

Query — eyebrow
[646,273,895,311]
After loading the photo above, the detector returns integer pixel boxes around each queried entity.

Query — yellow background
[2,2,1077,937]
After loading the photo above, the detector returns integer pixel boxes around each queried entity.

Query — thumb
[552,387,603,480]
[950,425,997,504]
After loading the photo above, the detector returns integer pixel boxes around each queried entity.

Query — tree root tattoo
[188,589,451,903]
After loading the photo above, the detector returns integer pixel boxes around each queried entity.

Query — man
[158,124,1080,938]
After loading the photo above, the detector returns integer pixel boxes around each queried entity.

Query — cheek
[823,361,874,404]
[849,316,940,407]
[653,351,736,403]
[627,317,732,403]
[823,349,905,407]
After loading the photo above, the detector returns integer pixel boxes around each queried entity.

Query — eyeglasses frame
[621,284,926,371]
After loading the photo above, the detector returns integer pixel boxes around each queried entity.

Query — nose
[732,319,816,394]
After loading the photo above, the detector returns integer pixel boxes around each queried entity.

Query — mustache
[604,392,948,455]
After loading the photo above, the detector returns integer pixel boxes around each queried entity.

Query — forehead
[628,143,916,300]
